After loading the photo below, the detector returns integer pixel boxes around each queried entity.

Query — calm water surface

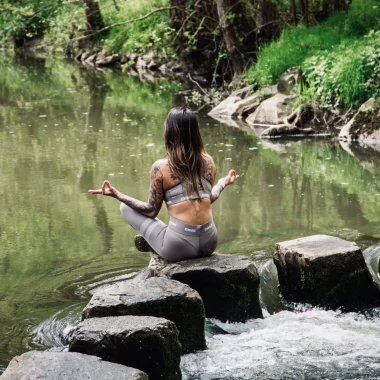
[1,53,380,378]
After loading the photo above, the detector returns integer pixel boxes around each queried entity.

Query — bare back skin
[159,154,216,225]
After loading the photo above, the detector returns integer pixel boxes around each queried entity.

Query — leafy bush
[302,31,380,108]
[247,0,380,108]
[0,0,60,45]
[101,0,175,57]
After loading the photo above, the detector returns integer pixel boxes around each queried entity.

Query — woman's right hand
[224,170,240,186]
[88,180,120,199]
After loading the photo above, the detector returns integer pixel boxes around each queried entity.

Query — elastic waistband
[168,215,215,236]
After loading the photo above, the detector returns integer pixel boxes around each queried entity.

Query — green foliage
[1,0,175,58]
[101,0,174,56]
[303,31,380,107]
[247,0,380,107]
[0,0,61,44]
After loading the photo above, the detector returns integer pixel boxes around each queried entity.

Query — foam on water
[182,308,380,380]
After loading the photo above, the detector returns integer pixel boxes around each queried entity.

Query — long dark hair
[164,106,205,198]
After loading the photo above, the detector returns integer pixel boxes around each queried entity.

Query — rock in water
[1,351,148,380]
[69,316,181,380]
[274,235,380,310]
[160,253,263,322]
[339,98,380,142]
[82,276,206,354]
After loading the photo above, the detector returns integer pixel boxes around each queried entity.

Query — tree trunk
[291,0,297,25]
[300,0,309,25]
[216,0,256,76]
[83,0,105,37]
[256,0,281,42]
[169,0,220,78]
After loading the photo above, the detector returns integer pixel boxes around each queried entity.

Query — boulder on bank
[246,93,297,125]
[277,67,303,95]
[1,351,148,380]
[339,98,380,142]
[159,253,263,322]
[82,276,206,354]
[69,316,181,380]
[208,67,302,120]
[274,235,380,310]
[208,85,276,118]
[96,54,120,67]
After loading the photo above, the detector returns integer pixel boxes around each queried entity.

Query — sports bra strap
[164,178,212,206]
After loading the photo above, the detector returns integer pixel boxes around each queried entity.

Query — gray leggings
[120,203,218,262]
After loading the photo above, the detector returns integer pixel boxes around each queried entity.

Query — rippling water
[2,52,380,377]
[182,307,380,380]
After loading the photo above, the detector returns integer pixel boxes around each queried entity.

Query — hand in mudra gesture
[88,180,119,199]
[224,169,239,186]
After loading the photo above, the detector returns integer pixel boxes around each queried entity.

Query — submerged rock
[82,276,206,354]
[1,351,148,380]
[274,235,380,310]
[160,253,263,322]
[69,316,181,380]
[339,98,380,142]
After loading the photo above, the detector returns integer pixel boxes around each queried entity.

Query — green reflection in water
[1,53,380,373]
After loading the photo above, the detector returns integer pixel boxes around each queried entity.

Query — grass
[247,0,380,108]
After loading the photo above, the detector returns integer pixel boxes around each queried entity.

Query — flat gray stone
[1,351,148,380]
[69,316,181,380]
[160,253,263,322]
[82,276,206,354]
[274,235,380,310]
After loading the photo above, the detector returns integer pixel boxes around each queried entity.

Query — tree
[216,0,257,76]
[82,0,105,44]
[169,0,220,77]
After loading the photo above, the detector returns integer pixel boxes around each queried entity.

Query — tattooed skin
[201,154,227,204]
[117,155,224,215]
[118,160,164,218]
[202,154,216,186]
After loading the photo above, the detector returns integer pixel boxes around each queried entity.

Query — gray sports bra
[164,178,212,206]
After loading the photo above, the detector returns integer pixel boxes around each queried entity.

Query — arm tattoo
[210,181,225,204]
[203,155,225,204]
[118,163,164,218]
[203,155,216,186]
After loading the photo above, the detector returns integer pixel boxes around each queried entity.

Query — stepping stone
[1,351,148,380]
[82,276,206,354]
[274,235,380,310]
[160,253,263,322]
[69,316,181,380]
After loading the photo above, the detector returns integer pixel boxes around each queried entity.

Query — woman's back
[160,154,215,225]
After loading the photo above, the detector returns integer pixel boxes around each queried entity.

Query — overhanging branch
[69,6,179,42]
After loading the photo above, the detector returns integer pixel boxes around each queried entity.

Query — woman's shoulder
[151,158,170,177]
[202,153,216,184]
[202,153,215,169]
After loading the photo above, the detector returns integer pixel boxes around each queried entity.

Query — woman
[89,106,239,262]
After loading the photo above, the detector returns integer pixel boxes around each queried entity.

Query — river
[1,53,380,379]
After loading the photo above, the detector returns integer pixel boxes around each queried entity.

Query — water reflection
[2,53,380,375]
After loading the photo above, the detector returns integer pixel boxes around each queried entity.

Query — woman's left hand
[88,180,120,199]
[224,169,240,186]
